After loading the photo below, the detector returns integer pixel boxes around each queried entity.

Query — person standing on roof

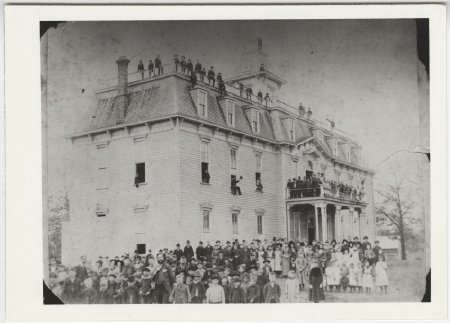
[186,59,193,76]
[195,60,202,75]
[137,60,145,79]
[208,66,216,87]
[155,55,162,75]
[148,60,154,78]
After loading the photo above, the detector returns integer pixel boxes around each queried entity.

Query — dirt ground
[277,259,427,303]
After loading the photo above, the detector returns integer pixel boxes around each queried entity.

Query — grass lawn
[277,259,427,303]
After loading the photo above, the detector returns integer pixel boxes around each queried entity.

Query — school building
[62,48,375,265]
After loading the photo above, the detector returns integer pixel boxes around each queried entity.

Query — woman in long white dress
[274,245,282,277]
[375,255,389,293]
[361,260,374,293]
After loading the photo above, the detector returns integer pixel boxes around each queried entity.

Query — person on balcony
[239,83,245,97]
[180,56,186,74]
[264,93,270,107]
[287,179,294,198]
[186,58,193,76]
[208,66,216,87]
[246,86,253,100]
[137,60,145,79]
[155,55,162,75]
[257,90,263,105]
[148,60,154,78]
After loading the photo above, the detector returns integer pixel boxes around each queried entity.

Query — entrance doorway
[308,227,315,244]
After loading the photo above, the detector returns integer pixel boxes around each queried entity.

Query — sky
[43,20,428,197]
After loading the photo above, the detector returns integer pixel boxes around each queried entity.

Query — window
[251,109,260,133]
[97,167,108,189]
[232,212,239,234]
[198,90,207,118]
[288,119,295,141]
[226,100,235,127]
[255,154,263,191]
[135,163,145,186]
[293,159,299,177]
[203,209,210,232]
[332,139,338,156]
[257,214,263,235]
[230,149,237,170]
[136,244,146,254]
[96,204,107,217]
[201,141,210,183]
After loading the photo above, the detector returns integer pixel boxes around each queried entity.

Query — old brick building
[62,50,375,265]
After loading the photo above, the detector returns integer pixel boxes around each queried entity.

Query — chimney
[116,56,130,124]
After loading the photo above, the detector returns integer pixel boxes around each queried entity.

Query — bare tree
[375,174,415,260]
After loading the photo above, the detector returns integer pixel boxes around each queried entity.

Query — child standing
[362,260,374,293]
[220,276,231,303]
[375,255,389,293]
[229,277,246,303]
[340,263,350,292]
[348,262,358,292]
[169,274,191,304]
[205,275,226,304]
[190,274,206,303]
[246,274,262,303]
[295,252,307,290]
[263,272,281,303]
[285,270,300,303]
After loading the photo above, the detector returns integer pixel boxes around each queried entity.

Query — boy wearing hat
[229,277,246,304]
[140,268,153,303]
[205,275,225,303]
[190,273,206,303]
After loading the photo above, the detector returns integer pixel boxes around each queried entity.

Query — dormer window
[317,129,323,142]
[226,99,235,127]
[346,143,351,162]
[251,109,260,133]
[197,90,208,118]
[288,119,295,141]
[332,139,338,156]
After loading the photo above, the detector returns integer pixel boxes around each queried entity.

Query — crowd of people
[135,54,274,106]
[48,235,389,304]
[287,172,365,202]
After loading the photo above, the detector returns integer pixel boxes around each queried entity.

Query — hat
[142,268,150,272]
[199,241,203,244]
[242,273,250,279]
[109,274,116,278]
[263,259,271,264]
[216,240,221,244]
[226,241,231,244]
[211,274,220,280]
[363,236,369,240]
[176,243,180,247]
[233,277,241,283]
[231,271,240,277]
[249,265,257,270]
[186,240,190,243]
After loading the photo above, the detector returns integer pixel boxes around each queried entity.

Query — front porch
[286,200,368,243]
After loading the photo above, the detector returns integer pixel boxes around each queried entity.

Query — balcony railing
[287,184,366,204]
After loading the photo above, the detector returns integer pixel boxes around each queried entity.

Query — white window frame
[200,139,210,183]
[257,214,263,235]
[288,119,295,141]
[232,212,239,234]
[226,100,235,127]
[197,90,208,118]
[202,209,210,233]
[230,148,237,170]
[251,108,260,133]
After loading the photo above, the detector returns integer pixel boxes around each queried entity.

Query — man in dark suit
[175,256,188,277]
[154,54,162,75]
[173,243,184,261]
[153,253,175,304]
[184,240,194,262]
[196,241,206,262]
[186,58,194,76]
[205,241,213,263]
[195,60,202,74]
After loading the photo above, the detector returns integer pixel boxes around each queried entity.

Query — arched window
[306,161,314,179]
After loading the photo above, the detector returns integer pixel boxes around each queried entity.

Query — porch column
[349,207,354,239]
[314,203,319,241]
[335,207,341,241]
[360,208,366,238]
[320,203,328,242]
[286,205,291,240]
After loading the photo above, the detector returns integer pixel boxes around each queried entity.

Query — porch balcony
[286,184,367,207]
